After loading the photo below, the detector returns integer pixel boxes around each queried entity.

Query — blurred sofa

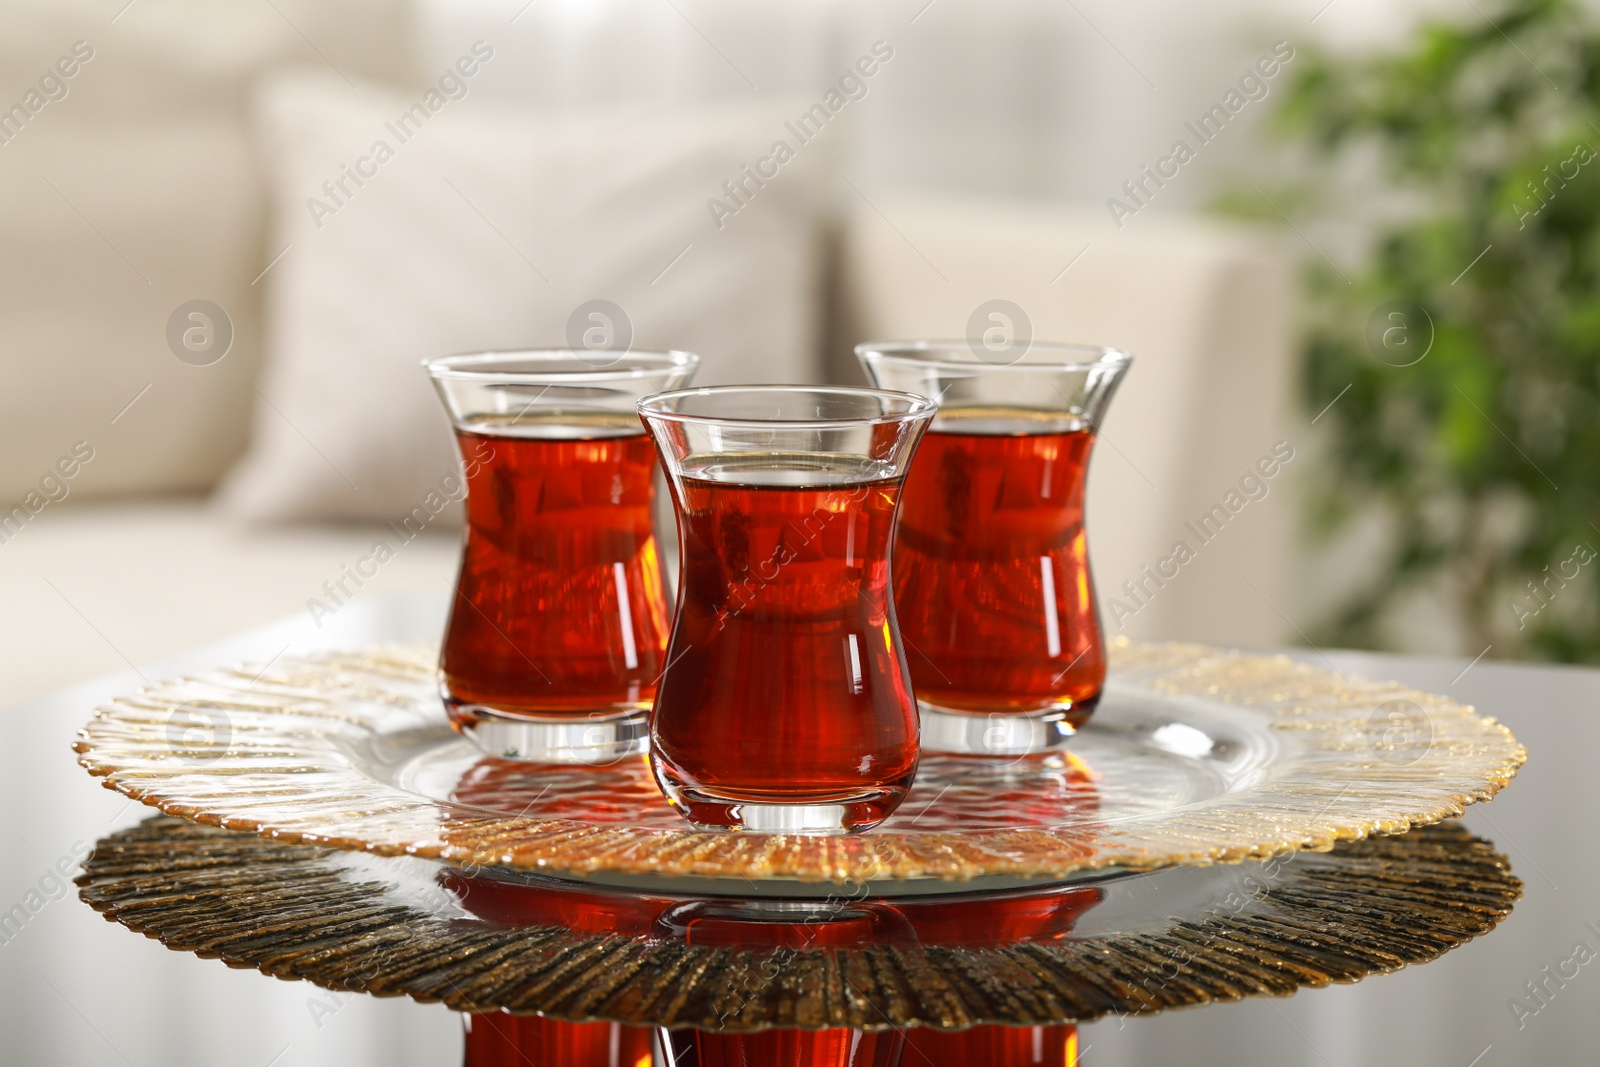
[0,2,1295,713]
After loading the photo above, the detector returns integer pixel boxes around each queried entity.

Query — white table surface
[1,594,1592,1067]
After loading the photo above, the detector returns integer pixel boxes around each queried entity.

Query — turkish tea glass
[638,386,936,833]
[857,341,1130,757]
[425,350,697,762]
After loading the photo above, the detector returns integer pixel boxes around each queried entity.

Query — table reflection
[446,749,1104,833]
[462,1015,1081,1067]
[74,815,1521,1066]
[447,856,1101,1067]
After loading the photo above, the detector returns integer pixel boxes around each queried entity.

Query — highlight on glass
[638,385,936,833]
[856,340,1131,758]
[424,349,698,763]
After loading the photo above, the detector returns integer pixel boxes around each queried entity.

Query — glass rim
[854,339,1132,373]
[637,385,937,430]
[423,349,699,382]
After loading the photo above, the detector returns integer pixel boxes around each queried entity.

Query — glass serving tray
[73,639,1525,895]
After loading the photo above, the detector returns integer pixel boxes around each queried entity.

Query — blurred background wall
[0,0,1323,710]
[3,1,1596,686]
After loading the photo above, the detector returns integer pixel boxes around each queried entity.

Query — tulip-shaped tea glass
[857,341,1131,757]
[425,350,698,762]
[638,386,936,833]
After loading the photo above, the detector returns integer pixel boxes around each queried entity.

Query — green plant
[1238,0,1600,660]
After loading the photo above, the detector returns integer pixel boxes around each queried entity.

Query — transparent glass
[425,349,698,762]
[638,386,936,833]
[856,341,1131,756]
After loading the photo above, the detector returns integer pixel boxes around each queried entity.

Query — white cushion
[218,70,831,523]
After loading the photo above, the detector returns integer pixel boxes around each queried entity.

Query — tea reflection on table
[444,834,1104,1067]
[442,733,1107,1064]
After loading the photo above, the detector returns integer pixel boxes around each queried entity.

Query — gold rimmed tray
[72,639,1525,891]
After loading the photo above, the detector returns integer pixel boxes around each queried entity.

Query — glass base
[455,707,648,764]
[918,699,1096,758]
[653,771,906,834]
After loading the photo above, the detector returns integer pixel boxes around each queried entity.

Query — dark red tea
[440,414,670,725]
[662,1027,906,1066]
[462,1014,652,1067]
[650,458,919,829]
[892,412,1105,724]
[463,1014,1078,1067]
[901,1026,1081,1065]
